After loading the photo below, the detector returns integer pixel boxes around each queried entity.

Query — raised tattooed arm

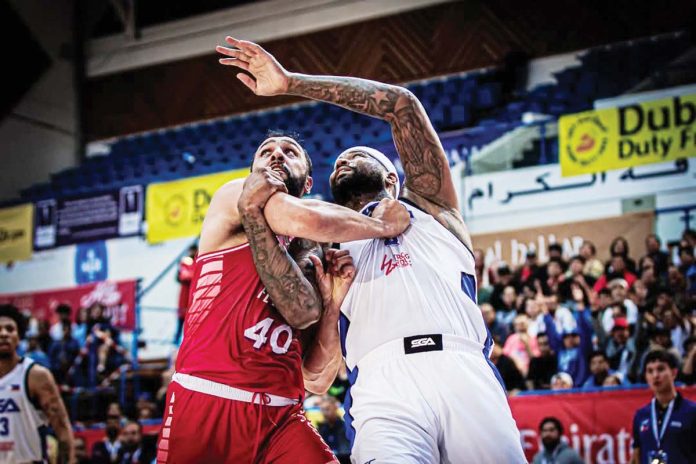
[240,206,323,329]
[216,36,457,210]
[287,75,458,209]
[28,366,75,464]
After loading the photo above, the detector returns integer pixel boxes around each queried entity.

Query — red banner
[0,280,138,330]
[510,387,696,463]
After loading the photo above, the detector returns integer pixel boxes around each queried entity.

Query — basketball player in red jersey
[156,130,409,463]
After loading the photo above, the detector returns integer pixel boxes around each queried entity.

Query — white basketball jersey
[339,200,488,370]
[0,357,48,463]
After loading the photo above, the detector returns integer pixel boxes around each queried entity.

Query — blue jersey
[632,393,696,464]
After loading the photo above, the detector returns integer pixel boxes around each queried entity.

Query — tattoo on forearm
[287,75,443,197]
[241,210,321,326]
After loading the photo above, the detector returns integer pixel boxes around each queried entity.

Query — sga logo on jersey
[0,398,20,413]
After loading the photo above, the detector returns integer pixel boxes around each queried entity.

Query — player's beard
[330,168,385,206]
[0,351,11,359]
[274,165,307,198]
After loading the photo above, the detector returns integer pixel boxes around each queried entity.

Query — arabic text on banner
[146,169,248,243]
[559,93,696,176]
[510,387,696,463]
[0,203,34,263]
[34,185,144,250]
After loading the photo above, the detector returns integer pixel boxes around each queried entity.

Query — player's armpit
[28,366,75,464]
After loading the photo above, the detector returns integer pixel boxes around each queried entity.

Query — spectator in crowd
[545,306,593,386]
[50,304,76,341]
[524,298,545,337]
[662,306,691,356]
[37,318,53,353]
[644,234,670,278]
[503,314,540,377]
[527,332,557,390]
[550,372,574,390]
[605,317,637,382]
[532,417,584,464]
[631,350,696,464]
[495,284,518,330]
[678,246,695,279]
[608,236,637,274]
[547,243,567,271]
[603,374,622,386]
[481,303,509,345]
[117,420,156,464]
[91,410,122,464]
[473,249,492,303]
[489,263,514,310]
[317,395,350,462]
[594,255,637,293]
[49,322,81,385]
[174,244,197,345]
[679,336,696,385]
[74,436,90,464]
[545,258,566,296]
[561,255,596,300]
[583,351,624,389]
[23,330,51,368]
[490,343,526,394]
[580,240,604,279]
[516,250,541,285]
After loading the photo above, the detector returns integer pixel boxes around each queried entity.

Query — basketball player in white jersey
[0,305,75,464]
[218,38,526,463]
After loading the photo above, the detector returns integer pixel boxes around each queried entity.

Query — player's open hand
[372,199,410,238]
[310,249,355,315]
[238,167,288,212]
[216,36,289,96]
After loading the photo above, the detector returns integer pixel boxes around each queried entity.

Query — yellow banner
[146,169,248,243]
[560,93,696,176]
[0,204,33,263]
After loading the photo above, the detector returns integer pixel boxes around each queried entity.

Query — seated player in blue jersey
[218,36,527,463]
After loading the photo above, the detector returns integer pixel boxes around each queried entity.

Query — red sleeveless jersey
[175,243,305,400]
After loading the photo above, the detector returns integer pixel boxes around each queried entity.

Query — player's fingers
[309,255,326,280]
[218,58,249,71]
[236,73,257,93]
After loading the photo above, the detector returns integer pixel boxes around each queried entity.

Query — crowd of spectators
[474,230,696,394]
[17,302,130,420]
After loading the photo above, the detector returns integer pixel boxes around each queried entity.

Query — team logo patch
[380,252,412,276]
[404,334,443,354]
[0,398,20,413]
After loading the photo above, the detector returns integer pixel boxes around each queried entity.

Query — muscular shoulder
[401,190,473,250]
[199,179,247,253]
[27,364,55,395]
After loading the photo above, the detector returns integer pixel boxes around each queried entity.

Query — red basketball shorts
[156,378,337,464]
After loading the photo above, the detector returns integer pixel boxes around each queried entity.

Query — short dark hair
[569,255,586,264]
[0,304,26,338]
[644,349,678,370]
[548,243,563,253]
[583,240,596,255]
[539,417,564,434]
[56,304,71,316]
[252,130,313,176]
[588,350,608,364]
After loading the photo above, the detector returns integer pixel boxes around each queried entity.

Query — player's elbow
[287,308,321,330]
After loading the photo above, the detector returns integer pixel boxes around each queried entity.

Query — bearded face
[330,153,388,206]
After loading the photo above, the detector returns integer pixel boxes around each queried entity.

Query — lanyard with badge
[649,397,675,464]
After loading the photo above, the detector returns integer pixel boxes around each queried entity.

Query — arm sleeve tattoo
[241,207,322,329]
